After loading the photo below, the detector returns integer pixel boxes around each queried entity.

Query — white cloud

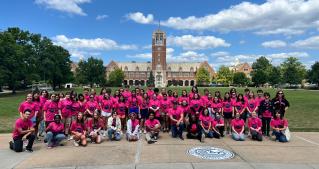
[291,36,319,49]
[126,12,154,24]
[35,0,91,16]
[96,14,108,20]
[127,53,152,59]
[134,0,319,35]
[211,51,229,57]
[239,40,246,44]
[167,51,207,62]
[167,35,230,50]
[262,40,287,48]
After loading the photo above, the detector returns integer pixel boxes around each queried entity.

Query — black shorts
[223,112,233,119]
[140,109,149,119]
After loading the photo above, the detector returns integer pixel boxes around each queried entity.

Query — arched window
[147,67,151,71]
[167,66,171,71]
[179,67,183,72]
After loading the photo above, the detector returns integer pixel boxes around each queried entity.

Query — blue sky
[0,0,318,70]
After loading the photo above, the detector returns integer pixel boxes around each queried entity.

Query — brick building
[229,59,253,78]
[106,28,215,87]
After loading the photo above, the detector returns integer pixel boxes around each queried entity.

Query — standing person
[211,113,224,138]
[248,111,263,141]
[99,88,108,104]
[83,88,90,101]
[70,112,87,147]
[85,94,100,119]
[246,91,258,120]
[222,92,234,134]
[9,110,35,152]
[231,112,245,141]
[186,114,203,142]
[201,89,210,108]
[149,94,161,121]
[112,90,120,105]
[272,90,290,118]
[169,101,184,140]
[122,86,132,101]
[180,100,190,125]
[77,94,86,114]
[160,93,170,132]
[146,87,154,98]
[43,93,60,127]
[145,112,161,144]
[270,111,289,142]
[70,91,80,122]
[115,95,128,131]
[32,91,42,141]
[200,108,213,141]
[58,92,65,101]
[230,91,237,106]
[178,90,189,105]
[190,93,204,117]
[214,91,223,102]
[86,111,103,144]
[139,93,150,134]
[211,96,222,118]
[255,89,264,107]
[259,92,273,136]
[107,112,122,141]
[128,90,140,115]
[170,91,179,104]
[58,92,72,137]
[39,90,49,137]
[100,93,113,127]
[126,113,140,141]
[235,94,247,121]
[243,88,250,101]
[19,93,36,120]
[45,114,66,149]
[189,86,199,99]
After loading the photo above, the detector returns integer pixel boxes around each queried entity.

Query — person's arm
[133,124,140,135]
[170,114,178,123]
[232,126,238,134]
[18,127,35,135]
[127,120,132,134]
[45,123,51,132]
[177,113,184,124]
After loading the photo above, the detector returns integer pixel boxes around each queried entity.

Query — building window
[190,67,194,72]
[147,67,151,71]
[136,66,139,71]
[244,68,248,71]
[158,57,160,62]
[124,66,128,71]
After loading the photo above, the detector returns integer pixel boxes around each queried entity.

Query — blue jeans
[46,132,66,146]
[272,130,288,142]
[202,129,213,138]
[108,129,121,141]
[171,123,184,138]
[232,133,245,141]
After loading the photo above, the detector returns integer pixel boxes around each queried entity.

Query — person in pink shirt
[186,114,202,142]
[87,111,104,144]
[77,94,86,114]
[189,86,199,99]
[246,91,258,123]
[235,94,247,120]
[32,91,42,141]
[115,95,127,130]
[243,88,250,102]
[40,90,49,109]
[167,90,174,102]
[58,92,72,136]
[199,108,213,141]
[201,88,210,107]
[58,92,65,101]
[139,93,150,133]
[178,90,189,105]
[45,114,66,149]
[122,86,132,101]
[214,91,223,102]
[43,93,60,127]
[83,88,90,101]
[147,87,154,98]
[170,91,179,105]
[231,112,245,141]
[9,109,35,152]
[248,111,262,141]
[100,93,113,126]
[85,94,100,119]
[190,93,203,116]
[270,111,289,142]
[211,96,222,118]
[211,113,224,138]
[222,92,234,134]
[128,90,140,115]
[169,101,184,140]
[255,89,264,107]
[98,88,107,104]
[160,93,171,132]
[70,112,87,147]
[112,90,120,105]
[18,93,36,120]
[258,92,273,136]
[204,93,213,111]
[126,113,140,141]
[230,91,237,106]
[145,112,161,144]
[149,94,161,120]
[70,91,80,121]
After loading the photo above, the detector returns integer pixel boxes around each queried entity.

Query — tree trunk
[90,83,93,88]
[12,84,16,94]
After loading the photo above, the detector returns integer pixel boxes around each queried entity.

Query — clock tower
[152,27,167,87]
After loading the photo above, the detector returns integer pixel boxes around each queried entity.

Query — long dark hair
[237,94,245,104]
[76,112,85,125]
[32,91,40,102]
[223,92,231,102]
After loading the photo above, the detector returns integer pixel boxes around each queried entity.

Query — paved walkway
[1,132,319,169]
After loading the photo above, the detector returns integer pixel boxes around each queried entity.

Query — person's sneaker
[153,136,158,140]
[179,135,184,140]
[9,141,14,150]
[143,130,147,134]
[25,148,33,153]
[68,136,73,141]
[139,130,142,134]
[148,140,155,144]
[73,140,79,147]
[201,134,205,142]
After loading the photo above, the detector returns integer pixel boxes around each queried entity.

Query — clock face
[157,47,161,51]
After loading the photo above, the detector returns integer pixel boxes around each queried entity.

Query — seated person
[145,112,161,144]
[9,109,35,152]
[186,114,203,142]
[231,112,245,141]
[45,114,66,148]
[70,112,87,147]
[270,110,289,143]
[211,113,224,138]
[107,112,122,141]
[248,111,263,141]
[126,113,140,141]
[87,111,104,144]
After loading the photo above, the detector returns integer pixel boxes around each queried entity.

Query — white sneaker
[139,130,142,134]
[73,140,79,147]
[201,134,205,142]
[143,130,147,134]
[68,136,73,141]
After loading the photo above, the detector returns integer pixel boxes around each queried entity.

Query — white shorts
[101,111,112,117]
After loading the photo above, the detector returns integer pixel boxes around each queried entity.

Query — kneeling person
[45,114,66,148]
[145,112,161,144]
[248,111,263,141]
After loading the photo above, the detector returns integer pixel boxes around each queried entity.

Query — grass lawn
[1,87,318,133]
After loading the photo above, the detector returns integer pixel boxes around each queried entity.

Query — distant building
[105,28,215,87]
[229,59,252,78]
[70,62,78,74]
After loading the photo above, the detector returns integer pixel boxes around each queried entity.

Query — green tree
[147,71,155,87]
[75,57,106,88]
[269,66,282,85]
[251,56,272,86]
[108,68,125,87]
[216,65,233,85]
[308,62,319,86]
[281,57,306,85]
[196,66,211,86]
[233,72,250,86]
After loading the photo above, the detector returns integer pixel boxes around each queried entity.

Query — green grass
[1,87,319,133]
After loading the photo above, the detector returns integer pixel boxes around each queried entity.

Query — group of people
[9,86,290,153]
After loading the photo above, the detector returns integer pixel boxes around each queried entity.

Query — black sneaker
[179,135,184,140]
[25,148,33,153]
[148,140,155,144]
[9,141,14,150]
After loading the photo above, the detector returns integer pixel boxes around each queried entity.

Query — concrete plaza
[1,132,319,169]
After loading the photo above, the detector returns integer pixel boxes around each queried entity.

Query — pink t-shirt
[168,107,183,124]
[12,118,33,139]
[247,99,258,112]
[201,95,209,107]
[160,99,171,112]
[270,118,288,128]
[200,115,212,129]
[223,100,233,113]
[130,119,140,132]
[139,99,149,109]
[149,99,161,117]
[58,99,73,118]
[46,122,64,133]
[180,105,190,115]
[231,97,237,106]
[190,99,203,112]
[178,96,189,104]
[111,96,119,105]
[211,102,222,113]
[18,101,36,119]
[100,99,113,112]
[147,90,154,98]
[78,101,86,113]
[248,117,262,132]
[39,96,48,109]
[115,102,127,116]
[122,91,131,101]
[255,96,265,107]
[128,97,139,108]
[70,121,86,134]
[71,101,81,116]
[235,101,247,114]
[231,118,245,133]
[86,118,104,130]
[85,101,100,112]
[43,100,59,121]
[145,119,160,132]
[212,118,224,128]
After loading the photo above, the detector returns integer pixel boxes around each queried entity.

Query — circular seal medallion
[187,146,234,160]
